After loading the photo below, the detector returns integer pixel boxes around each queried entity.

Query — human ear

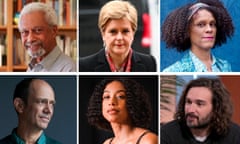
[14,98,25,113]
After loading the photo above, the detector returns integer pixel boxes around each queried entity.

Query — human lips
[25,41,42,50]
[39,115,50,123]
[186,113,198,121]
[202,36,214,40]
[107,108,120,115]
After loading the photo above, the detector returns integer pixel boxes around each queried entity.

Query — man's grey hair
[18,2,58,29]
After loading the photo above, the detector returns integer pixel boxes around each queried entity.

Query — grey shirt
[27,46,76,72]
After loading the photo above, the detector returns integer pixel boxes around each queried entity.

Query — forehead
[19,11,48,28]
[192,9,215,22]
[104,81,125,91]
[105,18,132,29]
[29,80,55,100]
[186,87,212,102]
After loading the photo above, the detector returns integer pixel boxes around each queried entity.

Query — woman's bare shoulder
[102,137,113,144]
[139,131,158,144]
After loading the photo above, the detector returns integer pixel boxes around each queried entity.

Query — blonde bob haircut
[98,0,138,33]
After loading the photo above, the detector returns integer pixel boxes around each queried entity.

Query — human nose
[206,24,213,33]
[26,31,37,42]
[186,103,196,113]
[116,32,123,40]
[43,102,53,114]
[108,96,117,106]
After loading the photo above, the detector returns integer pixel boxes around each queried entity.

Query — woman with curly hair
[161,77,240,143]
[87,78,158,144]
[162,0,234,72]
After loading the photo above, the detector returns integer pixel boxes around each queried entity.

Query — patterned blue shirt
[163,50,232,72]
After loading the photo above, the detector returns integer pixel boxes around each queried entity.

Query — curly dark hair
[162,0,234,52]
[175,77,233,136]
[87,78,152,131]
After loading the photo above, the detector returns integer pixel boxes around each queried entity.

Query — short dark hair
[87,78,152,131]
[13,78,36,105]
[175,77,233,136]
[162,0,234,51]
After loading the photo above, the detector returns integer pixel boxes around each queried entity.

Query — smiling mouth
[40,116,50,122]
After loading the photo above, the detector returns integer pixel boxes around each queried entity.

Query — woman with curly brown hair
[87,78,158,144]
[162,0,234,72]
[161,77,240,143]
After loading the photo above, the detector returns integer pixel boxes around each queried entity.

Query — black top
[79,49,156,72]
[109,131,150,144]
[161,120,240,144]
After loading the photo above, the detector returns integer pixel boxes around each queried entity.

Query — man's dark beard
[185,113,212,129]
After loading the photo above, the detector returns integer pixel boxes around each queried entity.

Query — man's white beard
[27,47,46,58]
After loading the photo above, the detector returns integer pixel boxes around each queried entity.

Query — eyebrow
[103,89,126,93]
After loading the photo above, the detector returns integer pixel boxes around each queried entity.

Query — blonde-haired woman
[80,0,156,72]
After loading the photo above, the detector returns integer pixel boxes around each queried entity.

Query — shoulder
[0,135,12,143]
[161,120,184,143]
[138,131,158,144]
[161,120,180,130]
[133,51,156,63]
[102,137,113,144]
[132,51,156,72]
[229,122,240,134]
[54,52,76,72]
[214,56,232,72]
[80,49,104,63]
[80,49,105,71]
[162,53,194,72]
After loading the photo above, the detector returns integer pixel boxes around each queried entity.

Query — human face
[22,80,55,130]
[102,18,134,57]
[102,81,130,124]
[184,87,213,129]
[189,9,216,51]
[19,11,57,58]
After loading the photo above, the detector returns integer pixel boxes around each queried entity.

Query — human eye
[103,95,110,100]
[20,30,29,37]
[36,99,46,105]
[197,22,205,28]
[117,95,126,99]
[196,101,205,107]
[116,92,126,99]
[109,29,117,33]
[209,22,216,27]
[122,29,130,34]
[185,99,192,105]
[33,27,44,34]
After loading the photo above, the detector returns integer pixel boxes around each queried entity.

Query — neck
[191,48,212,71]
[108,51,129,69]
[190,127,210,137]
[191,47,211,61]
[16,123,43,144]
[111,123,136,143]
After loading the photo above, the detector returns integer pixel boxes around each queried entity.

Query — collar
[28,46,61,71]
[189,50,216,72]
[12,128,46,144]
[105,48,132,72]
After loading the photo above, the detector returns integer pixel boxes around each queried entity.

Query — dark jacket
[161,120,240,144]
[79,49,156,72]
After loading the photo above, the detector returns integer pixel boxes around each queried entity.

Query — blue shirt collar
[189,50,219,72]
[12,128,46,144]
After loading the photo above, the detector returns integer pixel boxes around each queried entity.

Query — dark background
[79,75,159,144]
[0,75,77,144]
